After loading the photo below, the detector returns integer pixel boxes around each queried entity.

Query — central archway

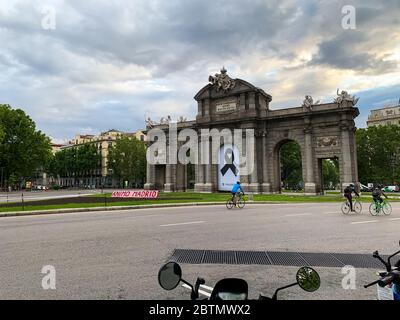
[272,139,304,193]
[279,140,303,192]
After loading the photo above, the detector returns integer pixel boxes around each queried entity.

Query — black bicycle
[226,192,246,209]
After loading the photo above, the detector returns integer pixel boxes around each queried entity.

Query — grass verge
[0,191,398,213]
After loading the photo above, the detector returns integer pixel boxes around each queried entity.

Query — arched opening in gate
[277,140,304,193]
[318,157,340,194]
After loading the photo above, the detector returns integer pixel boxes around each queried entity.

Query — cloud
[0,0,399,141]
[309,32,398,74]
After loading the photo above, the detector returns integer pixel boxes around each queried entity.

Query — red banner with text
[111,190,159,199]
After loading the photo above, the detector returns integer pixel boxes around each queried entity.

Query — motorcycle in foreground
[364,241,400,300]
[158,261,321,300]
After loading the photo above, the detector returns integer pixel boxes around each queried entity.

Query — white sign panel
[218,144,240,191]
[216,99,237,113]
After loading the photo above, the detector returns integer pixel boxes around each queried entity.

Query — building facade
[367,103,400,127]
[55,129,146,188]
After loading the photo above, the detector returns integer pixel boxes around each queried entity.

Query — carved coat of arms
[209,67,236,93]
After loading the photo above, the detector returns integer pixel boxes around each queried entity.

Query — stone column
[204,99,210,116]
[240,133,250,189]
[144,162,155,190]
[164,164,176,192]
[340,123,359,191]
[204,135,216,192]
[261,133,271,193]
[304,127,317,194]
[249,134,260,193]
[197,100,203,117]
[194,137,205,192]
[239,93,246,112]
[248,92,256,110]
[203,138,215,192]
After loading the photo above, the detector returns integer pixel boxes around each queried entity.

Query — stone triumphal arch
[145,68,359,194]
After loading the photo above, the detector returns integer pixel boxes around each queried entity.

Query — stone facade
[367,104,400,127]
[145,70,360,194]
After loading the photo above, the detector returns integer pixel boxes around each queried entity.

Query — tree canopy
[0,104,52,187]
[280,141,303,189]
[108,136,146,187]
[356,125,400,185]
[48,144,101,183]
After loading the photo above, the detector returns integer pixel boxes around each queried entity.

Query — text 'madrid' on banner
[111,190,159,199]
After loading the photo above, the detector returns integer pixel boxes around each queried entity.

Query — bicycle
[341,197,362,214]
[226,192,246,209]
[369,199,392,216]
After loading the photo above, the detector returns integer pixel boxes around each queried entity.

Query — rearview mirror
[158,262,182,291]
[296,267,321,292]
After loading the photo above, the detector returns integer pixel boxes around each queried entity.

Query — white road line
[200,284,214,291]
[285,213,312,217]
[160,221,206,227]
[389,218,400,221]
[351,220,379,225]
[182,284,211,297]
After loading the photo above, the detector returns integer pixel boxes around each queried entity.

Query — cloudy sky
[0,0,399,143]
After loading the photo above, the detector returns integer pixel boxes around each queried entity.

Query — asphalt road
[0,202,399,300]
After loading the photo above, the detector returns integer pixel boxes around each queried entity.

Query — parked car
[34,185,48,191]
[360,184,373,192]
[383,185,399,192]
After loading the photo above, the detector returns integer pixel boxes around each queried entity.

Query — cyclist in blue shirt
[231,181,245,205]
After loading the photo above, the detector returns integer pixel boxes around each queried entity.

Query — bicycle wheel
[237,197,246,209]
[226,199,234,210]
[369,202,379,216]
[341,201,350,214]
[382,202,392,215]
[354,201,362,214]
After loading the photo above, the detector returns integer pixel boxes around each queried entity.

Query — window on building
[140,135,144,141]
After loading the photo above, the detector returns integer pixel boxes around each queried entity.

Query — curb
[0,201,319,218]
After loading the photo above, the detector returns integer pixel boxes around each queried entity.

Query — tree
[322,159,340,189]
[48,144,101,186]
[356,125,400,185]
[280,141,303,189]
[0,104,52,188]
[108,136,147,187]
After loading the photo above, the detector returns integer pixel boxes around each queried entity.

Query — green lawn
[1,191,398,213]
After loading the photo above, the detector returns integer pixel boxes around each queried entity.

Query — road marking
[351,220,379,225]
[389,218,400,221]
[182,284,211,297]
[285,213,312,217]
[160,221,206,227]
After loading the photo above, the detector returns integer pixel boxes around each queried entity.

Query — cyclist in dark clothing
[372,184,388,204]
[343,183,360,212]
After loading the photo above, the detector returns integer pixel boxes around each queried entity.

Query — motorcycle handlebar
[364,280,380,288]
